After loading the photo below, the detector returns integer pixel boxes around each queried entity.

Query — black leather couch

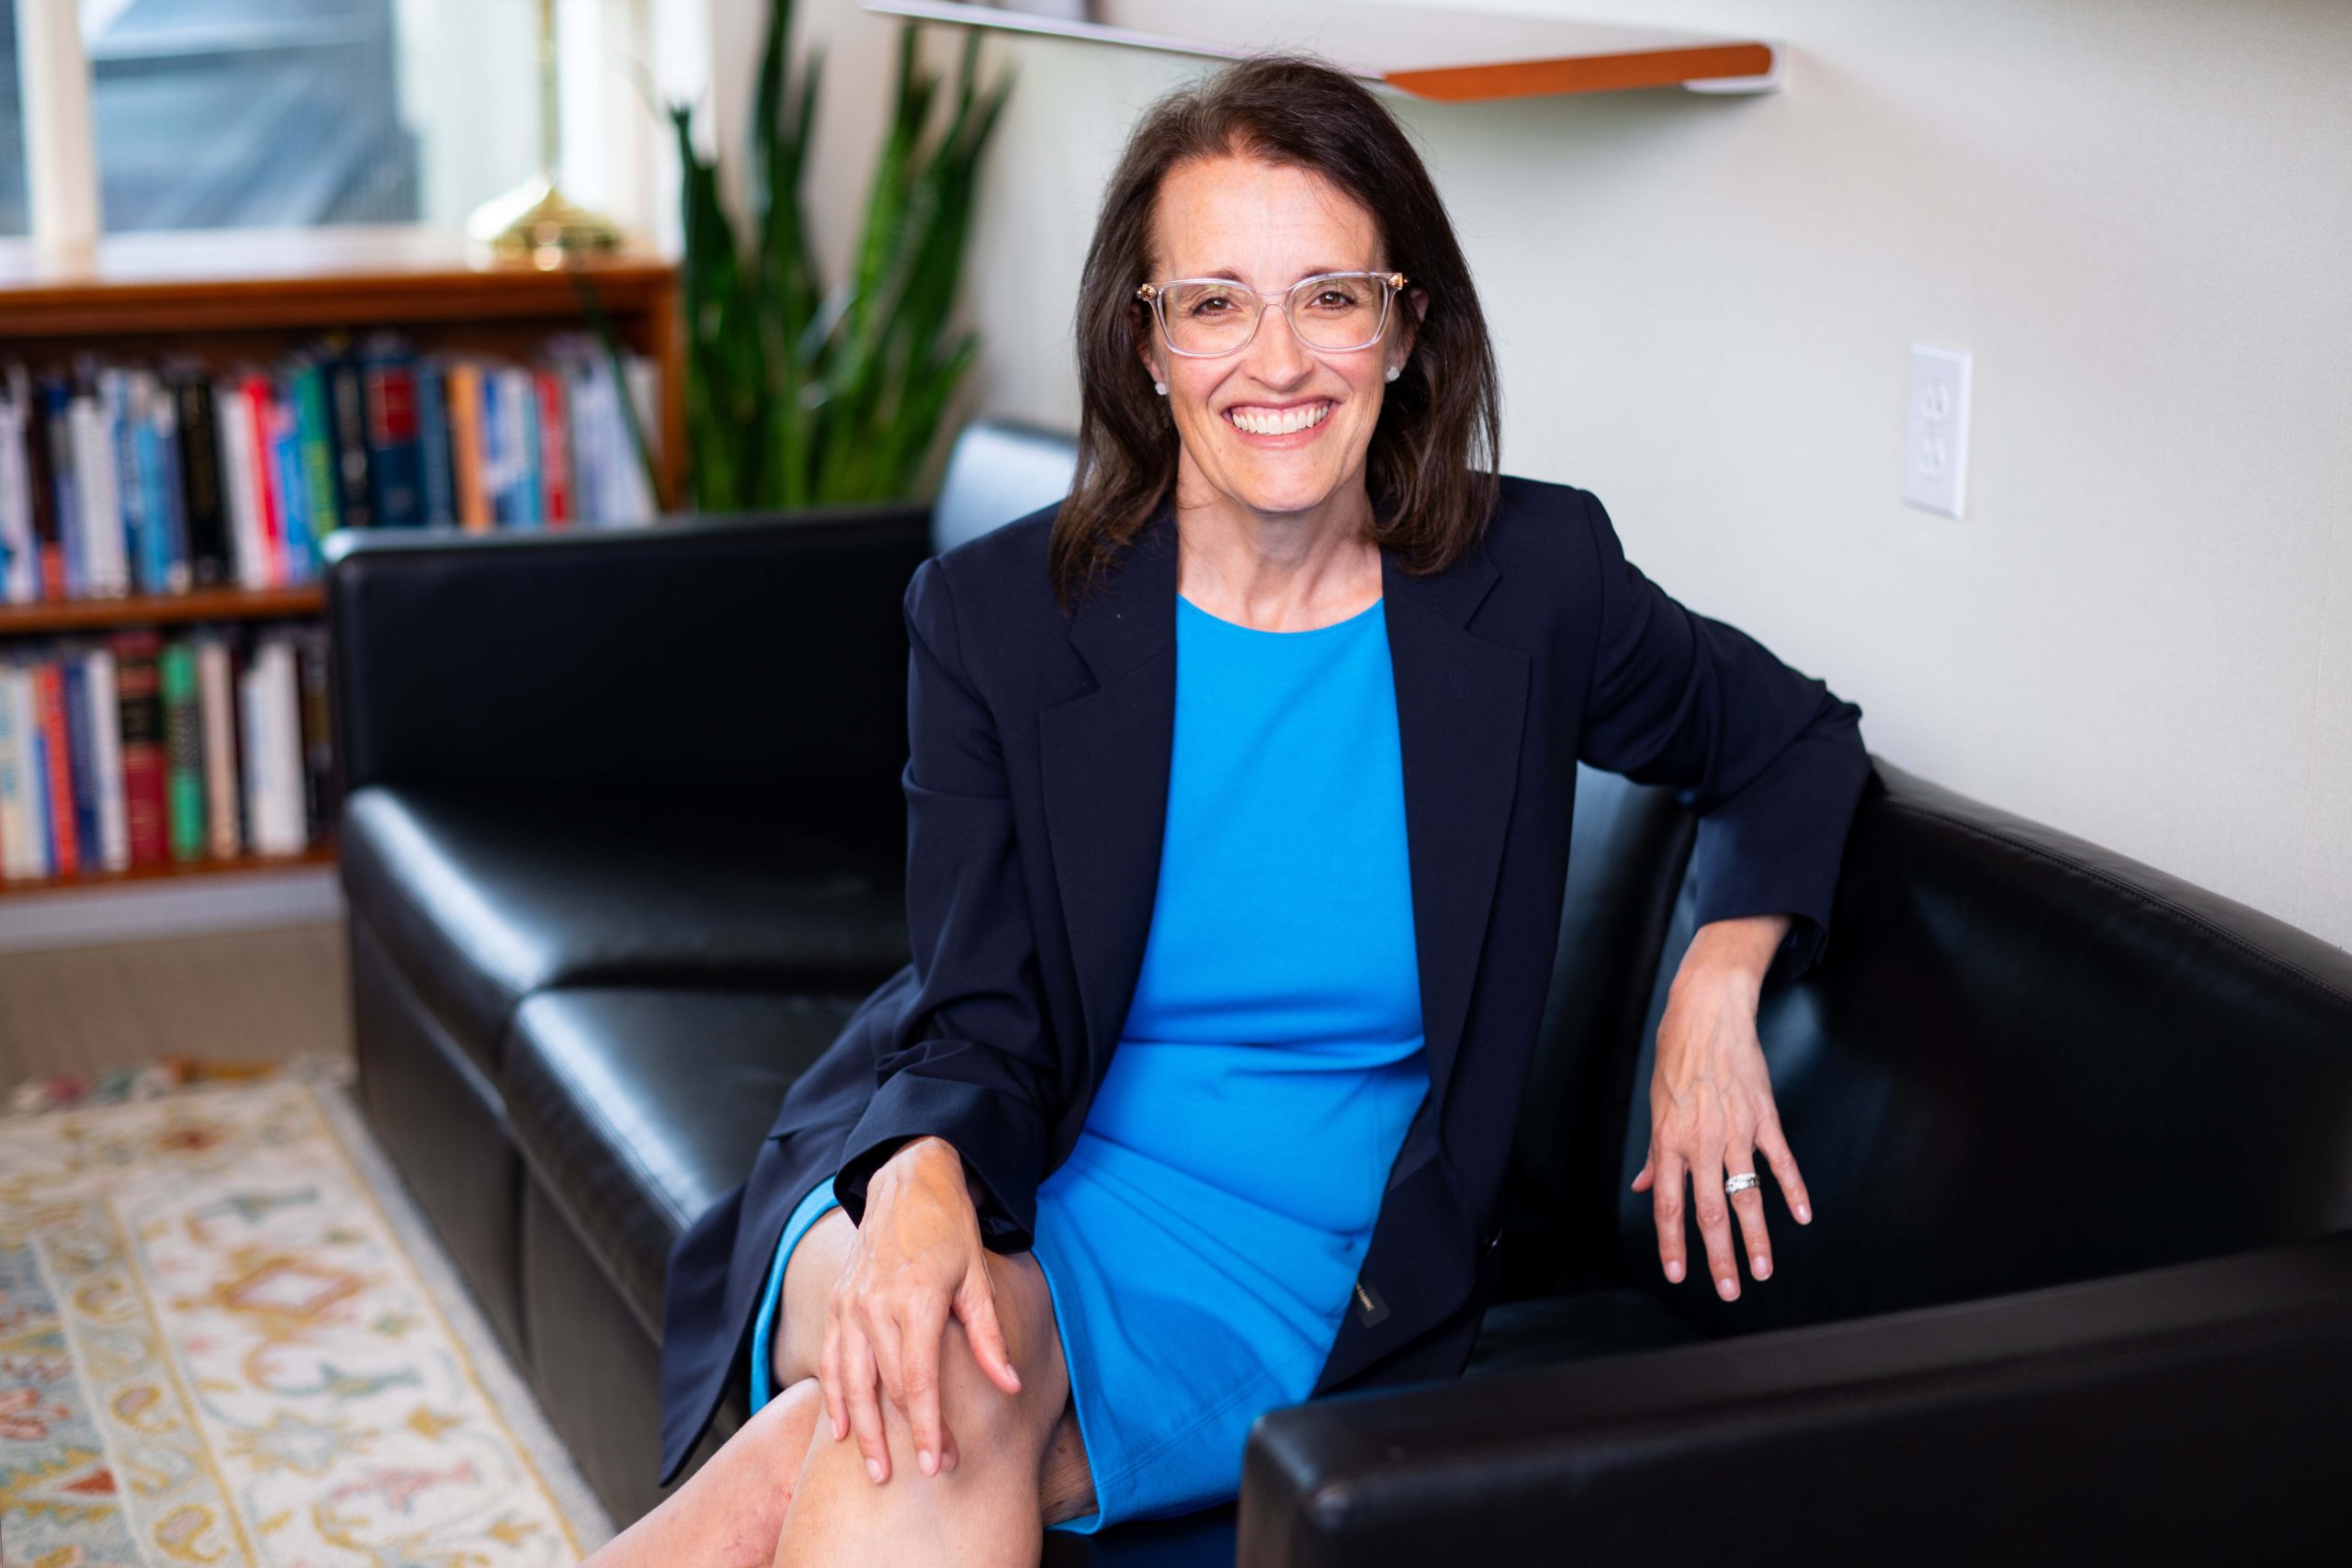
[330,423,2352,1564]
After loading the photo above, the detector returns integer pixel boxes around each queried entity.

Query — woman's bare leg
[583,1207,1094,1566]
[775,1235,1083,1565]
[582,1375,824,1567]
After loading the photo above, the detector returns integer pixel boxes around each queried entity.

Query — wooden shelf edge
[0,840,338,901]
[0,584,327,637]
[1386,42,1779,102]
[859,1,1781,100]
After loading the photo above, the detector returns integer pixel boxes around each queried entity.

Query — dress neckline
[1175,593,1385,637]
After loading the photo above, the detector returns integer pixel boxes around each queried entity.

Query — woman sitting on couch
[602,50,1870,1567]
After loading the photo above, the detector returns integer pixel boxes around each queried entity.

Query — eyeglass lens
[1159,275,1390,355]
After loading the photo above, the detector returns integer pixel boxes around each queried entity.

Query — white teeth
[1226,401,1331,435]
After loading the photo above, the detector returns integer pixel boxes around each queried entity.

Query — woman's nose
[1245,300,1315,385]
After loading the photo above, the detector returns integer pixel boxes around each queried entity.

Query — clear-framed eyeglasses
[1136,270,1408,358]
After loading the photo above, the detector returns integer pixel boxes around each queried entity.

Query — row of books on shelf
[0,623,334,883]
[0,331,663,606]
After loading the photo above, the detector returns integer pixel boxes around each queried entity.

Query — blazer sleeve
[827,554,1057,1253]
[1573,488,1872,985]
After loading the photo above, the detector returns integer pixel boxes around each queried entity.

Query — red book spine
[34,662,78,874]
[113,630,169,868]
[534,367,571,527]
[244,374,283,585]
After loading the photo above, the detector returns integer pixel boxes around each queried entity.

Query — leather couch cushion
[505,987,868,1337]
[339,784,908,1071]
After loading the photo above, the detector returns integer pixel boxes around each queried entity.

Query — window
[0,3,27,234]
[84,0,417,231]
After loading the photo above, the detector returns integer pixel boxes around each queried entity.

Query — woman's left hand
[1630,913,1815,1301]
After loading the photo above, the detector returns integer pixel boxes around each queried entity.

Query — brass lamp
[467,0,626,267]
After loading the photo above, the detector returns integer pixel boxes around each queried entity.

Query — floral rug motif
[0,1076,593,1567]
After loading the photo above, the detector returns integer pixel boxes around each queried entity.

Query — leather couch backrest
[1601,755,2352,1337]
[932,420,1080,554]
[1494,763,1699,1298]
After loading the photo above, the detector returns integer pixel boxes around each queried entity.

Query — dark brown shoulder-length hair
[1052,52,1503,609]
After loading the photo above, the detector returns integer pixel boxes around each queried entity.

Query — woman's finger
[1650,1145,1688,1283]
[1724,1129,1772,1282]
[956,1258,1023,1399]
[842,1323,890,1483]
[896,1297,951,1478]
[1754,1110,1813,1224]
[819,1313,847,1443]
[1690,1145,1741,1302]
[1630,1142,1655,1193]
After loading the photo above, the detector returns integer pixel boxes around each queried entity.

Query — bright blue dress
[747,590,1428,1531]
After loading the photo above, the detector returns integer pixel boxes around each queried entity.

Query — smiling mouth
[1225,400,1333,436]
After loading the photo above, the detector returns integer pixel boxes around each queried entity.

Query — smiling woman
[619,49,1871,1568]
[1056,55,1502,612]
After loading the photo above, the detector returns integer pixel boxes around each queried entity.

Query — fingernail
[920,1449,936,1476]
[866,1458,884,1483]
[1665,1259,1684,1282]
[1797,1203,1812,1224]
[1752,1254,1770,1279]
[1718,1276,1737,1299]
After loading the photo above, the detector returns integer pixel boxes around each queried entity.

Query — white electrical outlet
[1903,344,1972,519]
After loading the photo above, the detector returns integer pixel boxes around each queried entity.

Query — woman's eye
[1188,296,1234,316]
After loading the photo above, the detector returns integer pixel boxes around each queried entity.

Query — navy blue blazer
[657,473,1871,1486]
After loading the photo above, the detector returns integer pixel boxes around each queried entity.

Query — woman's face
[1139,153,1419,525]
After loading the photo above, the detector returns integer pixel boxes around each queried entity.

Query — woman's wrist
[873,1135,982,1213]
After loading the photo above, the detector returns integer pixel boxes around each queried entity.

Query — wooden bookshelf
[0,840,337,900]
[0,583,325,637]
[0,224,682,904]
[0,224,685,508]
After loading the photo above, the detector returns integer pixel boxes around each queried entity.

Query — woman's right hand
[820,1134,1023,1483]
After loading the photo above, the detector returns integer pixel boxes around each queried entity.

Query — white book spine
[84,645,129,871]
[71,392,127,595]
[268,638,305,852]
[215,378,265,590]
[198,633,240,857]
[0,380,30,603]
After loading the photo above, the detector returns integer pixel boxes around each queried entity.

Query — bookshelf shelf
[860,1,1781,100]
[0,584,325,637]
[0,225,683,912]
[0,839,336,901]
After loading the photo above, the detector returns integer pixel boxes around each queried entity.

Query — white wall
[715,0,2352,954]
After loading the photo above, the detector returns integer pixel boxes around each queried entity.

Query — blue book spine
[359,342,424,529]
[155,390,190,590]
[133,400,170,593]
[416,360,454,527]
[62,656,96,866]
[272,390,314,581]
[105,376,145,596]
[481,371,508,525]
[519,368,544,528]
[29,693,53,875]
[43,382,82,600]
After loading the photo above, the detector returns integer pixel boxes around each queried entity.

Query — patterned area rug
[0,1066,614,1566]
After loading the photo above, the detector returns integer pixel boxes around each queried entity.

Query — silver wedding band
[1724,1171,1759,1196]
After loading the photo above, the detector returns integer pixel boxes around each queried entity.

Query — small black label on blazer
[1351,1275,1391,1327]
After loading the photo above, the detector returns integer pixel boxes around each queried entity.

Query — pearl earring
[1154,380,1169,396]
[1385,366,1401,382]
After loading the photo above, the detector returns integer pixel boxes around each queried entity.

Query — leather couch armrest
[324,506,932,804]
[1241,1228,2352,1566]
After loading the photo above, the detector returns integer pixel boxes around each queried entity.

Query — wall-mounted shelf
[862,1,1780,101]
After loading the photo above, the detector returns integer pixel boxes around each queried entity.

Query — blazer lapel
[1037,502,1181,1077]
[1036,500,1529,1141]
[1380,537,1528,1135]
